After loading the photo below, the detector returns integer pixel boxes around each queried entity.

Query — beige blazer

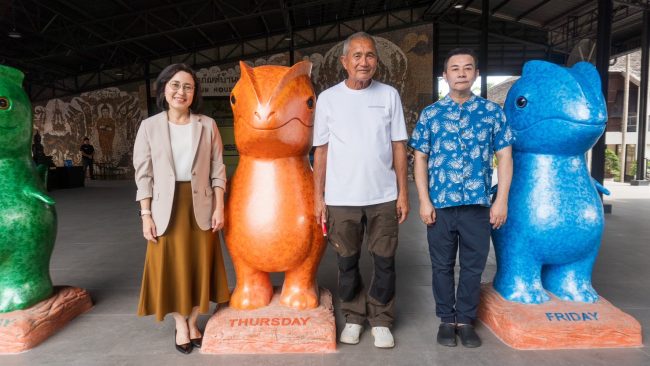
[133,111,226,235]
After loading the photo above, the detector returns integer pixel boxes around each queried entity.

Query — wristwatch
[139,209,152,217]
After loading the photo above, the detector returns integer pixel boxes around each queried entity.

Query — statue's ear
[286,61,312,79]
[238,61,254,82]
[270,61,313,101]
[521,60,562,79]
[237,61,261,105]
[0,65,24,86]
[568,62,604,106]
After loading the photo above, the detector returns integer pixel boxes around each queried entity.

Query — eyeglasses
[167,81,195,93]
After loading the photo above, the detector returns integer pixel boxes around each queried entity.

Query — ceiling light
[8,28,22,39]
[453,3,464,9]
[8,0,22,39]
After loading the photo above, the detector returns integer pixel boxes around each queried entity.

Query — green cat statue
[0,65,56,313]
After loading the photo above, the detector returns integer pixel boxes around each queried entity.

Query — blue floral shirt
[408,94,513,208]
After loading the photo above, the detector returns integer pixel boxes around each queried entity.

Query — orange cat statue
[224,61,326,310]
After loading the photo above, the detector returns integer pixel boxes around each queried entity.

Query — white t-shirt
[313,80,407,206]
[168,122,193,181]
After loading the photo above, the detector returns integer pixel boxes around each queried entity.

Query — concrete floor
[2,180,649,366]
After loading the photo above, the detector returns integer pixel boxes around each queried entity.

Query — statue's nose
[254,109,276,121]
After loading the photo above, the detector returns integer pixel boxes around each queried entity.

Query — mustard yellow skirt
[138,182,230,321]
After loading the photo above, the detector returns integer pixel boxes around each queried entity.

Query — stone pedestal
[0,286,93,354]
[202,287,336,354]
[478,283,642,350]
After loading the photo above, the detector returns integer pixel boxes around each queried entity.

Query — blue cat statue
[492,60,610,304]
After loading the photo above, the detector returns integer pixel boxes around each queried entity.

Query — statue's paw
[503,289,550,304]
[550,283,599,303]
[229,286,273,310]
[280,286,319,310]
[495,281,550,304]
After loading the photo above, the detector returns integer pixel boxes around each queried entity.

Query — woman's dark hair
[155,63,203,112]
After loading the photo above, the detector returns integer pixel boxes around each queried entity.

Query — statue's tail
[591,178,611,196]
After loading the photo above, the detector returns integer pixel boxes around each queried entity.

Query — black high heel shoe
[175,330,193,354]
[190,334,202,349]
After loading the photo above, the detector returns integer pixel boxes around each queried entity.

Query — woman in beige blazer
[133,63,230,354]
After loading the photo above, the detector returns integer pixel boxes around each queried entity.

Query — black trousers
[426,205,490,324]
[82,158,94,179]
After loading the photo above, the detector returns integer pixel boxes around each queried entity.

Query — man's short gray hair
[342,32,377,56]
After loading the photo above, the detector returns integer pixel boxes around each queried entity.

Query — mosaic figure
[96,104,116,160]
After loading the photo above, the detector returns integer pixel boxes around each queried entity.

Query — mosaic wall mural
[33,84,147,172]
[31,25,432,178]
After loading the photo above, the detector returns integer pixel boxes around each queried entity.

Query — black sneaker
[436,323,457,347]
[457,324,481,348]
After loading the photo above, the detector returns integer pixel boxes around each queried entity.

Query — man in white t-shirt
[312,31,409,349]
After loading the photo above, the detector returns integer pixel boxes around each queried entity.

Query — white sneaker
[371,326,395,348]
[340,323,363,344]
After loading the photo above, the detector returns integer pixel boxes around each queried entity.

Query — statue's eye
[515,96,527,108]
[230,94,236,105]
[306,97,314,109]
[0,97,9,110]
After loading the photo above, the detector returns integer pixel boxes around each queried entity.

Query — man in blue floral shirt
[409,48,513,348]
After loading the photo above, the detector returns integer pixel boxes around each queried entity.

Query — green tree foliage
[605,148,620,179]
